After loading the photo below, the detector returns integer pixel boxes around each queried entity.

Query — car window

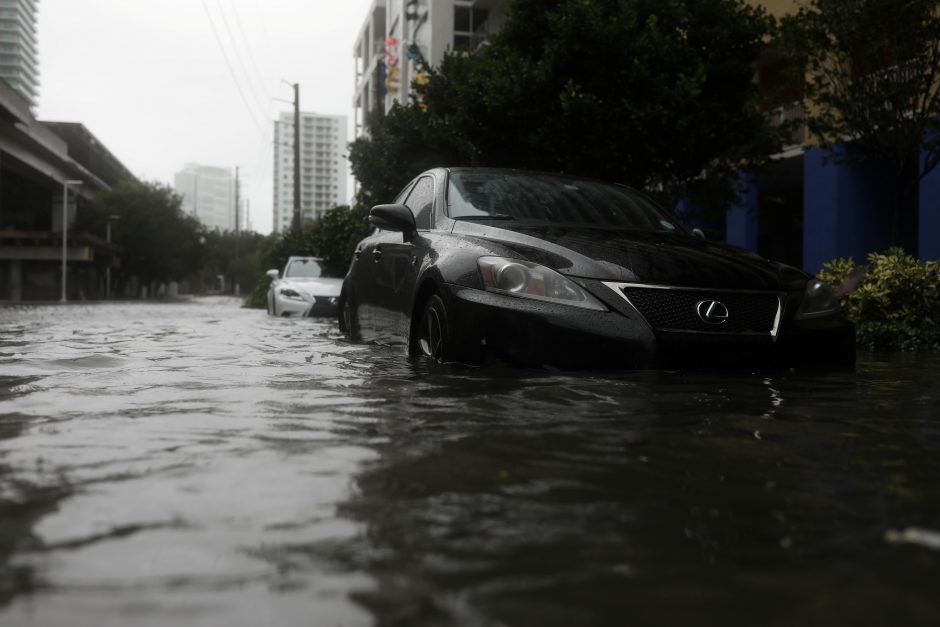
[404,176,434,230]
[284,259,323,278]
[447,171,682,232]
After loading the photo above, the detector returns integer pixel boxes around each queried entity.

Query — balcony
[769,101,806,150]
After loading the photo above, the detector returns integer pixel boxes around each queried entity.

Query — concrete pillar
[726,172,759,251]
[919,150,940,261]
[802,147,894,273]
[8,259,21,301]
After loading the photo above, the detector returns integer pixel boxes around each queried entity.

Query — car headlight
[477,256,606,311]
[795,279,840,320]
[279,287,305,300]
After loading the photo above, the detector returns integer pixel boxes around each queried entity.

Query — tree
[309,204,372,268]
[194,229,266,294]
[350,0,782,214]
[79,181,205,288]
[780,0,940,245]
[348,103,472,207]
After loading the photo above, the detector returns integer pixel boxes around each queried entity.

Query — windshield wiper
[453,213,514,220]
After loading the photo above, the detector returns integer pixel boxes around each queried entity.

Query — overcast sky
[37,0,374,234]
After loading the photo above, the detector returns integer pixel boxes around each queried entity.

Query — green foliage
[309,204,372,268]
[348,104,473,207]
[193,230,266,296]
[779,0,940,242]
[243,277,271,310]
[350,0,782,214]
[79,180,205,286]
[819,248,940,351]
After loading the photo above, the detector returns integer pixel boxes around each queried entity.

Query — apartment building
[353,0,508,136]
[0,0,39,108]
[174,163,239,233]
[272,112,348,233]
[725,0,940,270]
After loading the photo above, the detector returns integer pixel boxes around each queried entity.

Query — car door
[348,228,382,335]
[373,175,435,344]
[352,181,415,341]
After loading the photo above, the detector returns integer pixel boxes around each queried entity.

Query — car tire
[416,294,451,363]
[340,292,359,340]
[267,293,274,316]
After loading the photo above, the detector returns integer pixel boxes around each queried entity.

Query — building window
[453,4,489,50]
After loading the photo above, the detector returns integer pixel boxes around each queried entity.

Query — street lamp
[106,214,119,300]
[60,179,83,303]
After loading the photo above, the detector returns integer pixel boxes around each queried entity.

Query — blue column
[919,150,940,261]
[803,147,894,273]
[726,172,758,251]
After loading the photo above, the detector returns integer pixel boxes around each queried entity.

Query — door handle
[373,248,383,262]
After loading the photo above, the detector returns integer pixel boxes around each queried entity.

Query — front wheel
[416,295,451,362]
[339,292,359,340]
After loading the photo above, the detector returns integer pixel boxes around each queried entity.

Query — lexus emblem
[696,300,729,325]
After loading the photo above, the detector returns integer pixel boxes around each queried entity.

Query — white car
[266,256,343,317]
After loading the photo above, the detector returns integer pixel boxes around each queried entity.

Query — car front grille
[602,282,782,336]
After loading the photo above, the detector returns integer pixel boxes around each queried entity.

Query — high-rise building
[272,112,348,233]
[353,0,507,136]
[174,163,240,232]
[0,0,39,108]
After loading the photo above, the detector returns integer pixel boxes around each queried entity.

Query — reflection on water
[0,298,938,626]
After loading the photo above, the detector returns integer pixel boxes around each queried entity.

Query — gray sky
[37,0,374,235]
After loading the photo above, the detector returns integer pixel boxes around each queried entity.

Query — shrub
[243,277,271,310]
[819,248,940,351]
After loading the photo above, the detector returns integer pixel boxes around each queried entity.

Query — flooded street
[1,298,938,627]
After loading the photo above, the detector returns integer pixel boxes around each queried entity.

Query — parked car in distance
[338,167,855,368]
[266,256,342,317]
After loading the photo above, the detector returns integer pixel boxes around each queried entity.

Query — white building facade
[272,111,348,233]
[174,163,240,232]
[0,0,39,108]
[353,0,507,136]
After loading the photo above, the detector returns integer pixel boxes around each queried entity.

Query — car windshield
[285,259,325,278]
[447,171,683,232]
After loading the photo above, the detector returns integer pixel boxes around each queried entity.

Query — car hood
[451,222,807,291]
[280,277,343,297]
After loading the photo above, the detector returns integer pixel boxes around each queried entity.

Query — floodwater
[0,298,938,627]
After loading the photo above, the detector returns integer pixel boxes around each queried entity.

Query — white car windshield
[285,259,324,278]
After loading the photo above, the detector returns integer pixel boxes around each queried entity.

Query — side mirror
[370,204,416,233]
[692,228,706,240]
[265,269,279,280]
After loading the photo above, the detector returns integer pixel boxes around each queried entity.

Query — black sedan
[338,167,854,368]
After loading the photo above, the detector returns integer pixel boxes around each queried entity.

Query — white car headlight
[477,256,606,311]
[279,287,306,301]
[795,279,840,320]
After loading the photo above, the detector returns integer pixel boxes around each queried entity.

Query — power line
[230,0,272,105]
[217,1,278,232]
[214,0,269,121]
[200,0,266,138]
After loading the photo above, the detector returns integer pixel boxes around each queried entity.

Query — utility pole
[60,180,82,302]
[234,166,241,297]
[234,166,240,246]
[293,82,301,232]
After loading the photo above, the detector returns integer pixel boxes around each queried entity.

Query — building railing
[768,101,806,149]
